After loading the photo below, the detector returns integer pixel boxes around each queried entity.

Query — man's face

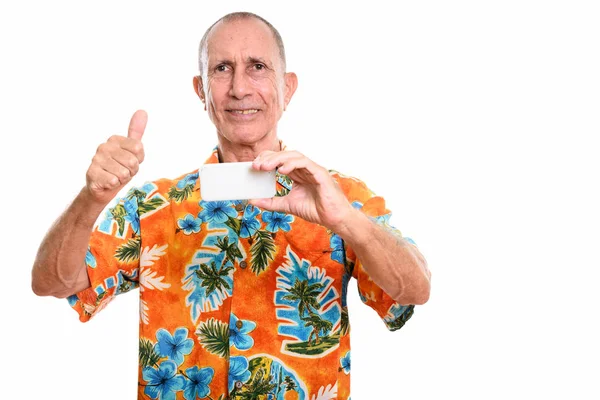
[198,18,296,146]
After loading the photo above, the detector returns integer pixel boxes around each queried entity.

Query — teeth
[232,109,258,115]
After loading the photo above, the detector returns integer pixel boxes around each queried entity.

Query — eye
[253,63,265,70]
[215,64,228,72]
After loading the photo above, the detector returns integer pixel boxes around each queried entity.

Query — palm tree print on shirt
[229,354,308,400]
[275,246,341,358]
[183,247,235,324]
[97,183,167,261]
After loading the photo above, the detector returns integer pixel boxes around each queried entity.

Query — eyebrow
[211,56,273,69]
[247,57,272,68]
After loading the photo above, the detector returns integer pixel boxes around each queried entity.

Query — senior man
[32,11,430,400]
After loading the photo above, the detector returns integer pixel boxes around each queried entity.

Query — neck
[217,133,281,163]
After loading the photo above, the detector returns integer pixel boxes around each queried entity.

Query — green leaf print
[250,230,276,275]
[138,196,165,215]
[139,338,161,369]
[167,185,193,203]
[224,216,242,236]
[196,318,230,358]
[283,375,297,391]
[115,237,141,262]
[340,306,349,336]
[387,305,415,331]
[216,235,243,266]
[126,188,147,203]
[109,204,127,236]
[281,279,323,317]
[234,368,277,399]
[195,261,233,296]
[301,312,333,345]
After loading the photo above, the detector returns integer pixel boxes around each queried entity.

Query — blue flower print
[177,214,201,235]
[124,196,137,215]
[67,294,78,307]
[176,172,199,189]
[239,205,261,238]
[85,247,97,268]
[142,360,185,400]
[350,201,363,210]
[229,313,257,351]
[340,350,351,375]
[329,234,345,264]
[124,197,140,234]
[262,211,293,233]
[199,201,237,224]
[156,327,194,366]
[373,213,391,225]
[228,356,251,392]
[183,366,214,400]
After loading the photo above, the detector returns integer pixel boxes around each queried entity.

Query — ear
[193,76,207,110]
[282,72,298,111]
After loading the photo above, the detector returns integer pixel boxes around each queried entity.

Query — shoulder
[328,169,389,217]
[328,169,374,200]
[135,169,199,197]
[122,169,199,210]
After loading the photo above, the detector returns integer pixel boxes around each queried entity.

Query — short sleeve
[67,187,142,322]
[335,173,416,332]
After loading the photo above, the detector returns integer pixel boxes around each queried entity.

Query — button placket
[228,229,242,398]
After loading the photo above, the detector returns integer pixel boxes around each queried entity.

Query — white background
[1,1,599,399]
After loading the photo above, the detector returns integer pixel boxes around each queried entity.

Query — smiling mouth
[228,109,259,115]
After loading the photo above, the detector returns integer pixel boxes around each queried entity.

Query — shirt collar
[203,139,287,165]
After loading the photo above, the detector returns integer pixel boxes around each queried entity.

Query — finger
[252,150,298,168]
[118,137,145,163]
[279,158,329,186]
[249,196,289,213]
[110,147,140,176]
[87,165,121,190]
[253,151,304,171]
[100,138,144,164]
[259,150,302,164]
[276,157,312,176]
[127,110,148,141]
[98,156,132,185]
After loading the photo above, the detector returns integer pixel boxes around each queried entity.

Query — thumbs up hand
[85,110,147,205]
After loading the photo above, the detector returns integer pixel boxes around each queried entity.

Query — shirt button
[235,380,243,389]
[240,261,247,269]
[236,320,243,329]
[235,203,244,211]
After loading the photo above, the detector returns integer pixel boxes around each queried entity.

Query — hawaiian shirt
[69,145,416,400]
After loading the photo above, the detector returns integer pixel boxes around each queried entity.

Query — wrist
[331,207,372,245]
[75,187,110,226]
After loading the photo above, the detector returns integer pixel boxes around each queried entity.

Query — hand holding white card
[200,162,277,201]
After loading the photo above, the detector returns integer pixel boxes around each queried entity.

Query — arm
[31,110,147,298]
[250,150,431,305]
[335,208,431,305]
[31,189,107,298]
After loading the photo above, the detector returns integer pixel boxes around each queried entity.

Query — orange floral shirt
[69,146,416,400]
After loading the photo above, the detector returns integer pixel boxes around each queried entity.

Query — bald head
[198,12,286,79]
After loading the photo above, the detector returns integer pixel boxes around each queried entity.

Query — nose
[229,67,252,99]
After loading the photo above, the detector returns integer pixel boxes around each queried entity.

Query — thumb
[127,109,148,140]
